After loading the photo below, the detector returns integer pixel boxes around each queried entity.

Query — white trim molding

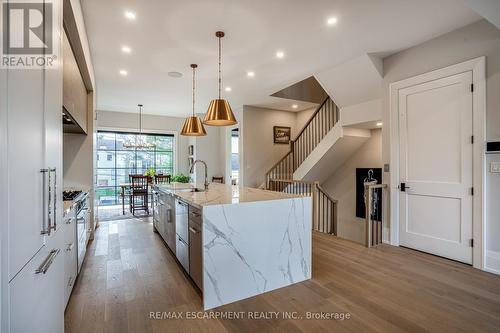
[389,56,486,270]
[485,250,500,275]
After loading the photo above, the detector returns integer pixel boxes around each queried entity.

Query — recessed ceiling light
[119,70,128,76]
[121,46,131,53]
[376,122,383,127]
[167,71,183,78]
[225,87,232,92]
[124,11,136,20]
[276,51,285,58]
[327,17,338,25]
[292,104,298,109]
[247,71,255,77]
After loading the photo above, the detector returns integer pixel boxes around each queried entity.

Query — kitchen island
[152,183,312,310]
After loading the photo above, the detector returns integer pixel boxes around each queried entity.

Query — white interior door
[398,71,473,264]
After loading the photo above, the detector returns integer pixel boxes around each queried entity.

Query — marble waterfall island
[157,183,312,310]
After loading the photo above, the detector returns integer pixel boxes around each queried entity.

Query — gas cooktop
[63,190,83,201]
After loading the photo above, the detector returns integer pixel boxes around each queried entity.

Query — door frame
[389,57,486,269]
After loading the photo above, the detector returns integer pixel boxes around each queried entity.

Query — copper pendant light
[203,31,237,126]
[181,64,207,136]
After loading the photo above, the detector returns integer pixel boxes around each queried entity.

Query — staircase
[264,97,340,234]
[265,97,338,185]
[264,95,372,235]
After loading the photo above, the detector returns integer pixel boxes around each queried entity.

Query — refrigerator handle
[50,168,57,231]
[40,168,50,235]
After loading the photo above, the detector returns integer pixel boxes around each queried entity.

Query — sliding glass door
[96,131,174,206]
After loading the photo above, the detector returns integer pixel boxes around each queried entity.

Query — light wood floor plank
[65,218,500,333]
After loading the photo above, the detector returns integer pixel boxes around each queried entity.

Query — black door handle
[400,183,411,192]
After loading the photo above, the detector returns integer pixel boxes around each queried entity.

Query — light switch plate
[490,162,500,173]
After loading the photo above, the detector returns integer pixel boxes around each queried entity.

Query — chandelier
[123,104,156,149]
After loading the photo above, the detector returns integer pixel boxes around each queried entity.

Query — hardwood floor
[65,218,500,333]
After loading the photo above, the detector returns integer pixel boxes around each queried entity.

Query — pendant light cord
[192,66,196,116]
[139,105,142,135]
[218,35,222,100]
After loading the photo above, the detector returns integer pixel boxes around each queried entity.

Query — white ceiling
[81,0,481,117]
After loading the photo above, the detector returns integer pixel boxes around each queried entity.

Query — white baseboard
[382,227,391,245]
[485,250,500,275]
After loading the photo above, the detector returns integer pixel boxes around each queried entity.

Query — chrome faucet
[189,160,209,190]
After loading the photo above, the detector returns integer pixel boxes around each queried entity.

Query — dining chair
[130,175,149,215]
[212,176,224,184]
[155,174,171,184]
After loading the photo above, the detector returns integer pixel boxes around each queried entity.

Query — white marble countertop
[154,182,304,209]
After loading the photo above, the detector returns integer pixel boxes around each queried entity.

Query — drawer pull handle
[35,249,60,274]
[189,226,199,234]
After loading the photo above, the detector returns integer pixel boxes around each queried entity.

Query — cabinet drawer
[189,206,202,224]
[64,240,77,307]
[188,222,203,290]
[9,237,64,333]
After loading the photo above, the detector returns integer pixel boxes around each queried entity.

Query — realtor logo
[1,1,57,68]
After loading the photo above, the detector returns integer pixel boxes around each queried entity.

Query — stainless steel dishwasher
[175,199,189,272]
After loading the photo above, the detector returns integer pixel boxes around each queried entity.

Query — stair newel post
[365,184,372,247]
[312,181,319,231]
[290,140,295,173]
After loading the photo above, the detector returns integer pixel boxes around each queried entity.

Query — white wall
[341,99,382,128]
[322,129,382,244]
[241,106,315,188]
[381,19,500,271]
[190,124,224,185]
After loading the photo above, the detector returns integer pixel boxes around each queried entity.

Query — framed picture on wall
[273,126,291,144]
[188,145,194,156]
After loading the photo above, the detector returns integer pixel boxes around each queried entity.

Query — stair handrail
[294,96,330,143]
[316,183,338,204]
[267,178,337,235]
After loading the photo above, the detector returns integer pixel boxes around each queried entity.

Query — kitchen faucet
[190,160,209,190]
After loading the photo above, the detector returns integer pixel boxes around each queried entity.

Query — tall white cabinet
[1,0,65,332]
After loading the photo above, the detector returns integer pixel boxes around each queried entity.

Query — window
[96,131,175,206]
[231,128,239,185]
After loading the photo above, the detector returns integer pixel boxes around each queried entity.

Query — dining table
[119,183,154,215]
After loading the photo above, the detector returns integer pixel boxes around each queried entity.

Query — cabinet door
[44,0,63,237]
[7,49,46,281]
[63,215,77,307]
[158,199,167,241]
[165,201,176,252]
[188,219,203,290]
[9,230,64,333]
[62,31,87,132]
